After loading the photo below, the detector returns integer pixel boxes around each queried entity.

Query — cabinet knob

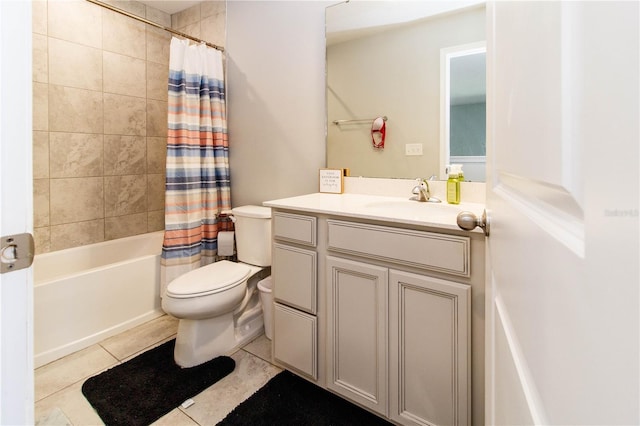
[456,210,490,237]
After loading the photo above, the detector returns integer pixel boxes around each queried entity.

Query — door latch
[1,233,34,274]
[456,210,490,237]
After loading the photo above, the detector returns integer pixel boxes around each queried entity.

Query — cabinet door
[273,243,317,314]
[326,256,388,416]
[389,270,471,426]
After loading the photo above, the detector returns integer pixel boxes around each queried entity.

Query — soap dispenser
[446,165,460,204]
[457,164,464,182]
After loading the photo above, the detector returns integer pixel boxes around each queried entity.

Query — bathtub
[33,231,165,368]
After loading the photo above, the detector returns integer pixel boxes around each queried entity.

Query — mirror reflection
[326,1,486,181]
[440,43,486,181]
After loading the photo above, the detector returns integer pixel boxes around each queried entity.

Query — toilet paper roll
[218,231,235,256]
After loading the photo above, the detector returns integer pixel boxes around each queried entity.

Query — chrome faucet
[412,178,441,203]
[412,178,430,202]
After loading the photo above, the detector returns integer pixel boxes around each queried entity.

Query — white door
[0,1,34,424]
[485,1,638,424]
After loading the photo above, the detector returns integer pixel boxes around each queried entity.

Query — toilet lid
[166,260,251,298]
[231,205,271,218]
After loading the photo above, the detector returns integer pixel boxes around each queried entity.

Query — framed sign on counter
[319,169,344,194]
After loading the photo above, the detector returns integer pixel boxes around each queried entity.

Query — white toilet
[162,205,272,368]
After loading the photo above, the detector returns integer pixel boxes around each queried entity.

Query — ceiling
[137,0,200,15]
[326,0,484,35]
[326,0,485,46]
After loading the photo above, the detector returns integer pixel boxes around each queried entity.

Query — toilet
[162,205,272,368]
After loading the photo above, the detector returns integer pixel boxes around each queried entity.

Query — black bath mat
[218,370,393,425]
[82,339,235,426]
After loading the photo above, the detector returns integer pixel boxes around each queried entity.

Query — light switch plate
[405,143,423,156]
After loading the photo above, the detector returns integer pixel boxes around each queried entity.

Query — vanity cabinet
[268,201,485,426]
[326,220,471,425]
[271,212,319,380]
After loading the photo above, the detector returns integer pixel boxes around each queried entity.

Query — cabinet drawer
[327,220,470,277]
[273,212,317,246]
[274,303,317,380]
[273,244,317,314]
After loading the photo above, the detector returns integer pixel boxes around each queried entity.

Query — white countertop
[263,193,486,233]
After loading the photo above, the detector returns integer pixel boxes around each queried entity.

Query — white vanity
[264,189,486,426]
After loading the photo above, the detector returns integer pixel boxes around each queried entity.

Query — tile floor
[34,315,281,425]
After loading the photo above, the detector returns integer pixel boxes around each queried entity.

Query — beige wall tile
[48,39,102,91]
[32,1,48,35]
[33,82,49,131]
[201,1,225,19]
[50,133,104,178]
[172,4,201,30]
[147,62,168,101]
[147,173,165,211]
[48,0,102,48]
[104,93,146,136]
[34,179,50,228]
[33,131,50,179]
[34,227,51,255]
[179,22,201,39]
[146,28,171,65]
[147,210,165,232]
[147,100,168,137]
[105,212,147,240]
[104,135,146,176]
[146,136,166,174]
[103,51,146,98]
[101,0,145,17]
[201,14,225,47]
[50,220,105,251]
[104,175,147,217]
[33,0,223,252]
[49,86,103,134]
[33,34,48,83]
[50,177,104,225]
[103,10,146,59]
[145,6,171,27]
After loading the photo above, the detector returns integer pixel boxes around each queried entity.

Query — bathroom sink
[363,199,464,215]
[265,193,486,231]
[356,196,486,229]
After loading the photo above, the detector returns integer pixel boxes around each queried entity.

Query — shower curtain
[160,37,231,296]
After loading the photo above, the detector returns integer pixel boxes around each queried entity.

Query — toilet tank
[231,205,272,267]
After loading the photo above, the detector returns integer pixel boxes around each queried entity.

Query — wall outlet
[405,143,423,156]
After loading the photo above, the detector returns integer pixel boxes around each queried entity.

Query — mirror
[326,1,486,181]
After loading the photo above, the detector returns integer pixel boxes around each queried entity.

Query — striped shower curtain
[160,37,231,297]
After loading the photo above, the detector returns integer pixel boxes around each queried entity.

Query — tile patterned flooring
[34,315,281,425]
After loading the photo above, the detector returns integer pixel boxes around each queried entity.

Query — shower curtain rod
[85,0,224,52]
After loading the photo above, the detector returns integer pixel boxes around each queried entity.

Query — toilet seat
[166,260,251,298]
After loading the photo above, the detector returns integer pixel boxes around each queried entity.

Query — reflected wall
[327,5,485,179]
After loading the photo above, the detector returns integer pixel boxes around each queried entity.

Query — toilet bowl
[161,205,272,368]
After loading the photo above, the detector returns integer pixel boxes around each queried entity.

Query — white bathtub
[33,231,165,368]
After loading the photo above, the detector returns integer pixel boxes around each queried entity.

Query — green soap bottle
[447,166,460,204]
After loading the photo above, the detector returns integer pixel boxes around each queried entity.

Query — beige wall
[32,0,225,254]
[327,6,485,179]
[226,1,327,207]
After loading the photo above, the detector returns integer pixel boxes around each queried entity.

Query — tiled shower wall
[32,0,226,254]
